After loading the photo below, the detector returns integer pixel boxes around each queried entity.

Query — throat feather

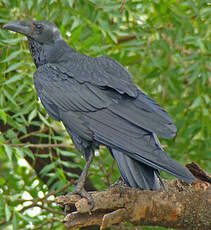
[28,39,45,68]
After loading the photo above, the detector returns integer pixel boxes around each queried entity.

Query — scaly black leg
[67,151,94,209]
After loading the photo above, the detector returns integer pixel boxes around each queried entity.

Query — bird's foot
[70,185,94,209]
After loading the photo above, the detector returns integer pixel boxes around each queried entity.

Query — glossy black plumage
[3,20,195,190]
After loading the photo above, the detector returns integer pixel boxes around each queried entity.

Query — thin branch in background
[98,158,116,186]
[120,0,125,13]
[19,124,47,140]
[35,204,64,215]
[26,217,60,230]
[98,159,110,186]
[3,142,75,149]
[206,65,211,72]
[117,35,136,43]
[41,180,76,199]
[3,124,46,145]
[107,159,115,181]
[19,180,75,214]
[17,198,55,204]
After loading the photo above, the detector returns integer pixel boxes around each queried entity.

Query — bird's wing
[34,63,112,113]
[34,63,175,138]
[94,56,139,97]
[59,55,138,97]
[108,91,177,138]
[84,109,194,183]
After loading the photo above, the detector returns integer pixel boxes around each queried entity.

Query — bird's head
[3,20,62,44]
[3,20,70,67]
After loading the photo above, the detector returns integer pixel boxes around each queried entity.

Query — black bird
[3,20,195,199]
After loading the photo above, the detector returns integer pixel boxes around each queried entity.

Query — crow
[3,20,195,202]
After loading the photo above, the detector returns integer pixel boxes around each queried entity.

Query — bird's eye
[35,24,43,30]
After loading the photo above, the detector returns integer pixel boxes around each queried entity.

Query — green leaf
[2,50,22,63]
[0,177,6,186]
[22,149,35,160]
[56,168,66,180]
[36,153,50,158]
[60,160,79,169]
[12,211,18,230]
[28,109,37,123]
[3,89,18,107]
[66,172,79,178]
[2,74,24,85]
[17,212,36,223]
[0,111,7,124]
[189,96,203,109]
[107,31,117,44]
[69,25,83,42]
[2,38,23,44]
[5,203,11,221]
[40,162,57,176]
[3,62,24,74]
[4,145,12,161]
[38,112,52,127]
[60,150,77,157]
[202,108,208,116]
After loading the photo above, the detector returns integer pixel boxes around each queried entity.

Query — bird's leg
[68,151,94,208]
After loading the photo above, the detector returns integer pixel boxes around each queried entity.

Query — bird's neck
[28,38,73,68]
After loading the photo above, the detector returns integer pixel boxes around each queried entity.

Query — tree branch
[5,142,75,149]
[120,0,125,13]
[56,163,211,230]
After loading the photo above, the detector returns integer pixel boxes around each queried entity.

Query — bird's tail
[109,148,163,190]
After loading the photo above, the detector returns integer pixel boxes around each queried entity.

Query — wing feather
[57,54,138,97]
[85,109,194,183]
[34,64,111,112]
[34,63,176,138]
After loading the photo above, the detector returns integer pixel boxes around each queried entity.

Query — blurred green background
[0,0,210,229]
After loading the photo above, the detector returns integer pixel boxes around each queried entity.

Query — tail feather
[109,148,161,190]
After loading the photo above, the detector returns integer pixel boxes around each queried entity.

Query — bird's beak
[3,20,32,36]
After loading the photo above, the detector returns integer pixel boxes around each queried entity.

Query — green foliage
[0,0,210,229]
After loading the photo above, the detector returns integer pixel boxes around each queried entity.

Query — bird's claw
[69,186,95,210]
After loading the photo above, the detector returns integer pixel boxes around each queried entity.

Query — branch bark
[56,163,211,230]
